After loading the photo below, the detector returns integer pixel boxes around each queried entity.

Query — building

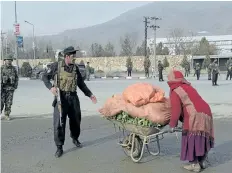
[148,35,232,55]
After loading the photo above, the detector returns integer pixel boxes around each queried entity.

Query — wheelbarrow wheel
[122,135,142,158]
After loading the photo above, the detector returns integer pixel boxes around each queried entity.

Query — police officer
[195,63,201,80]
[184,62,190,77]
[1,54,19,120]
[212,59,220,86]
[158,60,164,81]
[144,56,151,78]
[207,62,213,80]
[42,46,97,158]
[86,62,91,81]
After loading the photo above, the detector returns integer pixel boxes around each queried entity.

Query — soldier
[228,64,232,80]
[86,62,91,81]
[211,59,220,86]
[184,62,190,77]
[144,56,151,78]
[42,46,97,158]
[195,63,201,80]
[158,60,164,81]
[126,57,133,77]
[1,54,19,120]
[226,58,232,80]
[207,62,213,80]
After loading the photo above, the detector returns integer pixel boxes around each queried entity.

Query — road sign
[14,23,20,35]
[16,36,23,48]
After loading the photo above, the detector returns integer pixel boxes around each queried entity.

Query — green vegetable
[108,111,163,128]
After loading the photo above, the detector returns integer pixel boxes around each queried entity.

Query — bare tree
[119,33,137,56]
[167,28,196,55]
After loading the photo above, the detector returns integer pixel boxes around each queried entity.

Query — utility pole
[143,16,150,57]
[14,1,19,69]
[1,30,6,64]
[150,17,161,76]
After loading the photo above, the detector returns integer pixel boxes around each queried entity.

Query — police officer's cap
[63,46,79,55]
[4,54,14,61]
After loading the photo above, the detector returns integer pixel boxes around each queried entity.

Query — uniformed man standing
[158,60,164,81]
[184,62,190,77]
[42,46,97,158]
[211,59,220,86]
[207,62,213,80]
[195,63,201,80]
[85,62,91,81]
[144,56,151,78]
[1,54,19,120]
[226,58,232,80]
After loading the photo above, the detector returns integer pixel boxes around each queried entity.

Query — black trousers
[53,92,81,146]
[184,70,188,77]
[226,70,232,80]
[127,70,131,77]
[208,72,211,80]
[196,70,200,80]
[159,70,163,81]
[212,72,218,85]
[145,69,149,77]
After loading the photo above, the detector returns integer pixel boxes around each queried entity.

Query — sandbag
[122,83,165,107]
[124,98,171,125]
[98,94,126,117]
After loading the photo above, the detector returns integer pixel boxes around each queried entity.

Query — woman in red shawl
[167,70,214,172]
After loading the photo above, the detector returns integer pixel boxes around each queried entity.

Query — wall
[1,55,191,72]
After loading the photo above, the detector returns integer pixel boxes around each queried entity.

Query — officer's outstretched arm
[42,62,57,90]
[76,67,93,97]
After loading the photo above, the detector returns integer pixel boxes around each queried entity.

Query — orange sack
[122,83,165,107]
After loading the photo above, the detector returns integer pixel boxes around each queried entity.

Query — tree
[202,54,211,69]
[90,43,104,57]
[167,28,195,55]
[162,47,170,55]
[180,55,189,68]
[104,42,116,57]
[163,57,170,68]
[192,37,218,55]
[156,42,163,55]
[135,40,147,56]
[126,57,133,69]
[120,33,137,56]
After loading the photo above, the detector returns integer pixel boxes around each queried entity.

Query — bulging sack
[122,83,165,107]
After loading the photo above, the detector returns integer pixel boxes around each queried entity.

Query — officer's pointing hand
[90,95,97,104]
[50,87,57,96]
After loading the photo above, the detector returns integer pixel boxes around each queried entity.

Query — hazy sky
[1,1,149,37]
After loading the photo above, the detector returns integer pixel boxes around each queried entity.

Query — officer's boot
[73,139,82,148]
[4,114,10,121]
[55,145,63,158]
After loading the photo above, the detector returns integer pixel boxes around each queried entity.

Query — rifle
[54,62,62,127]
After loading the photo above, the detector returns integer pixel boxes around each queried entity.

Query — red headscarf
[167,70,191,90]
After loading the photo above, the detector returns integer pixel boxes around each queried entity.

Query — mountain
[29,1,232,54]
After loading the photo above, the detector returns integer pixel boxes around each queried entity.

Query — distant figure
[195,63,201,80]
[211,59,220,86]
[184,62,190,77]
[151,66,155,78]
[207,62,213,80]
[226,58,232,80]
[86,62,91,81]
[158,60,164,81]
[144,56,151,78]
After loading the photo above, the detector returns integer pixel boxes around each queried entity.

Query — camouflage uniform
[85,62,91,81]
[1,54,18,120]
[226,58,232,80]
[207,63,213,80]
[184,62,190,77]
[144,57,151,78]
[211,60,220,86]
[195,63,201,80]
[158,61,164,81]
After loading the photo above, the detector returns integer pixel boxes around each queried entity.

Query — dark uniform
[195,63,201,80]
[42,46,94,158]
[86,62,91,81]
[126,57,133,77]
[144,56,151,78]
[1,54,19,120]
[158,61,164,81]
[207,63,213,80]
[211,60,219,86]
